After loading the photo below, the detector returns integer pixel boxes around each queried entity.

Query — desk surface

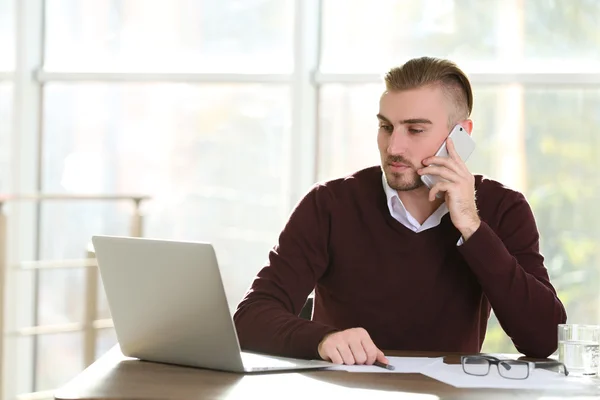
[55,347,600,400]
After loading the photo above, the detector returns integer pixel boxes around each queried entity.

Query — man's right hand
[317,327,389,365]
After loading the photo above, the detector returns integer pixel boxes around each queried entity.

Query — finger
[423,156,462,175]
[444,137,470,174]
[337,344,356,365]
[419,165,459,183]
[446,137,460,161]
[361,338,379,365]
[349,339,368,365]
[429,182,452,202]
[323,344,344,364]
[376,349,389,364]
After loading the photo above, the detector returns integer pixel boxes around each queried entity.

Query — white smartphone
[420,124,476,190]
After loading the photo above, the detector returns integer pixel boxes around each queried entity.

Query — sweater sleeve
[458,192,567,358]
[233,184,338,359]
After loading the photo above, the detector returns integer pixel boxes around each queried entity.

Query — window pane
[95,328,118,360]
[37,201,132,325]
[319,84,600,353]
[97,279,111,321]
[521,88,600,323]
[42,83,289,309]
[484,88,600,352]
[0,0,14,71]
[318,84,380,180]
[37,268,85,326]
[12,336,34,395]
[321,0,600,72]
[36,332,84,391]
[524,1,600,62]
[0,83,12,192]
[45,0,294,72]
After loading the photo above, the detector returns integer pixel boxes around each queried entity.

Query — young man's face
[377,85,457,192]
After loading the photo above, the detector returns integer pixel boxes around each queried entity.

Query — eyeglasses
[461,355,569,379]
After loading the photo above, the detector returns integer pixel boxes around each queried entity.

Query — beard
[383,155,424,191]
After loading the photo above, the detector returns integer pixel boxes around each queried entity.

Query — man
[233,56,566,366]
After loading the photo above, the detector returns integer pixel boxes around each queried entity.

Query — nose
[387,129,409,155]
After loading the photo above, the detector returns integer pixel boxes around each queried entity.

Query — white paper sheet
[420,359,597,390]
[327,356,442,373]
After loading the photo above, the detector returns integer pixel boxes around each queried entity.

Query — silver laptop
[91,235,332,373]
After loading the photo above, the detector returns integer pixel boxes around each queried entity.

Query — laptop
[91,235,332,373]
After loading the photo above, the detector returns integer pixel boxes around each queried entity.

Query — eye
[379,124,393,133]
[409,128,424,134]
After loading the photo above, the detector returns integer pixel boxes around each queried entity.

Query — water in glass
[559,339,599,376]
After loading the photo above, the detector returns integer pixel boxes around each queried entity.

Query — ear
[460,119,474,135]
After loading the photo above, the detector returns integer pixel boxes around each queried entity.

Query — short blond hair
[384,57,473,126]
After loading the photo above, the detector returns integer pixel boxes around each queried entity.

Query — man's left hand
[418,137,481,241]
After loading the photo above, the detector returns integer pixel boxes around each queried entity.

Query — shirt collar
[381,172,449,232]
[382,173,401,211]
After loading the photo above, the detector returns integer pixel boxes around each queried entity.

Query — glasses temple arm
[531,360,569,376]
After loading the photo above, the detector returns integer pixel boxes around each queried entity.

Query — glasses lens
[498,361,529,379]
[463,356,490,376]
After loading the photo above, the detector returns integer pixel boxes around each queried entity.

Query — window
[6,0,600,398]
[44,0,294,72]
[9,0,294,395]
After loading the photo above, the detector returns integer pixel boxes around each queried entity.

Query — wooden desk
[55,347,600,400]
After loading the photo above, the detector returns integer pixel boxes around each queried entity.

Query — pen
[373,360,395,371]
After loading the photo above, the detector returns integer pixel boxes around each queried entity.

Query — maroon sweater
[233,166,566,359]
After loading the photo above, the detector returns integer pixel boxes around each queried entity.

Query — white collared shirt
[382,174,464,245]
